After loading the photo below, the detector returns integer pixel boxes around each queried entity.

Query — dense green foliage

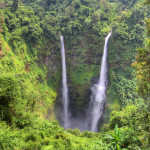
[0,0,149,149]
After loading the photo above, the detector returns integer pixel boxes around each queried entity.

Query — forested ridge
[0,0,149,149]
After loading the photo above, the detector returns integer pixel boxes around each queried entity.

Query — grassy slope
[0,33,57,122]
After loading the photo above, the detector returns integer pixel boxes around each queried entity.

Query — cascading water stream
[89,32,112,132]
[60,36,70,128]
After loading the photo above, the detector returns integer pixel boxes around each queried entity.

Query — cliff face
[52,33,105,122]
[37,40,61,89]
[66,34,104,114]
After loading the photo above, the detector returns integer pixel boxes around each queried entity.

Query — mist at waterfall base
[59,33,111,132]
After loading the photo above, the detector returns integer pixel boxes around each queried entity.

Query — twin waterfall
[89,32,112,132]
[60,36,70,128]
[60,32,111,132]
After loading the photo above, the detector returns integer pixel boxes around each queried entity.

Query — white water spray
[89,32,112,132]
[60,36,70,128]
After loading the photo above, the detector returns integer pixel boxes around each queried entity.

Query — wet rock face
[64,34,104,115]
[41,48,60,73]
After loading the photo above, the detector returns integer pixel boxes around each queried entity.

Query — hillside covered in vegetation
[0,0,149,149]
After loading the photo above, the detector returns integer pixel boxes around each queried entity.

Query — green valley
[0,0,149,149]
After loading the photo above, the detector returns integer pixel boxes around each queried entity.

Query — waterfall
[60,36,70,128]
[89,32,112,132]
